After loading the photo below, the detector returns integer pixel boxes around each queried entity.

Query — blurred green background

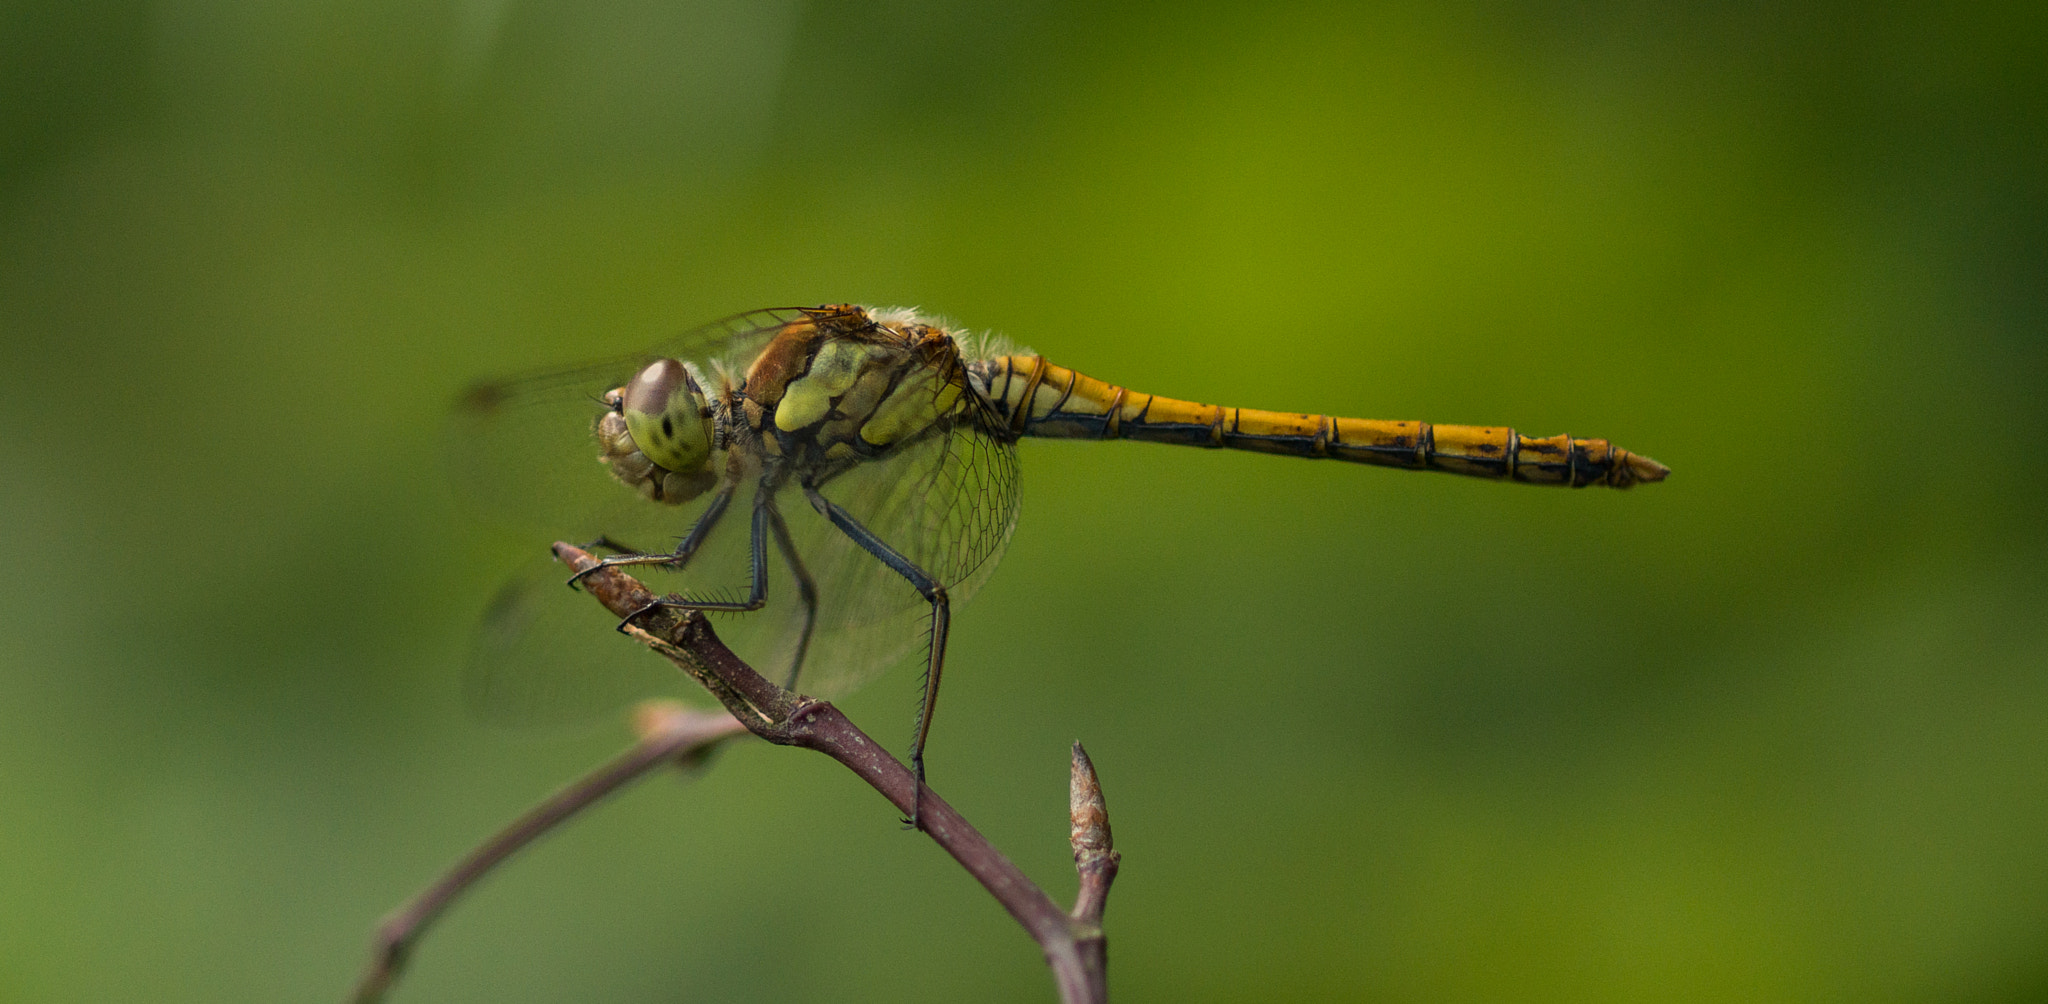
[5,1,2046,1001]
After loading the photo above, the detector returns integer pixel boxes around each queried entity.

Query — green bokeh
[5,1,2045,1001]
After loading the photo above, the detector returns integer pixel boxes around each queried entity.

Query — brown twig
[351,702,750,1004]
[555,543,1120,999]
[355,542,1121,1002]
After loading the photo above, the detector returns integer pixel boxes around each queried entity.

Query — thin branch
[356,542,1122,1002]
[553,543,1115,998]
[352,703,749,1004]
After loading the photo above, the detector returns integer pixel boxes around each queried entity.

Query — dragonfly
[453,304,1668,814]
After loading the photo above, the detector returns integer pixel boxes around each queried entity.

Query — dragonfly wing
[447,307,808,533]
[759,415,1021,697]
[462,553,696,727]
[458,475,751,728]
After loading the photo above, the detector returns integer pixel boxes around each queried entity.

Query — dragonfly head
[596,358,718,504]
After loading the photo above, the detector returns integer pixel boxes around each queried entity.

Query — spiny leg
[764,501,820,691]
[801,484,949,830]
[559,536,644,592]
[568,480,737,589]
[639,487,773,620]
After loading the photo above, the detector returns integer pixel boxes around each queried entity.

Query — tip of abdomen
[1614,451,1671,488]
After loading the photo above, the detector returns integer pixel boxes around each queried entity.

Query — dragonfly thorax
[744,308,977,467]
[597,358,720,505]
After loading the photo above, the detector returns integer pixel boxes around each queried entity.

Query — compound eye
[620,359,712,474]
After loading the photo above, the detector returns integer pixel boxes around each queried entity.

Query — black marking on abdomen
[1123,422,1221,448]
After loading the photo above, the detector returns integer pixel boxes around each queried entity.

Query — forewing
[447,307,805,534]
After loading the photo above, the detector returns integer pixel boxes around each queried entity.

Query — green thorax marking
[758,317,973,461]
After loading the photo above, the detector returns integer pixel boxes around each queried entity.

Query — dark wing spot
[662,416,674,437]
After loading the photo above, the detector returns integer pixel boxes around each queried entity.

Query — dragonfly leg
[568,481,737,590]
[764,502,819,691]
[632,487,773,622]
[560,536,649,591]
[801,484,949,831]
[577,534,643,556]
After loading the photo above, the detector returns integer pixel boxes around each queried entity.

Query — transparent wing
[748,409,1022,698]
[462,554,698,727]
[447,307,810,535]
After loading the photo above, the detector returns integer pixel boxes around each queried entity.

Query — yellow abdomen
[974,355,1668,489]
